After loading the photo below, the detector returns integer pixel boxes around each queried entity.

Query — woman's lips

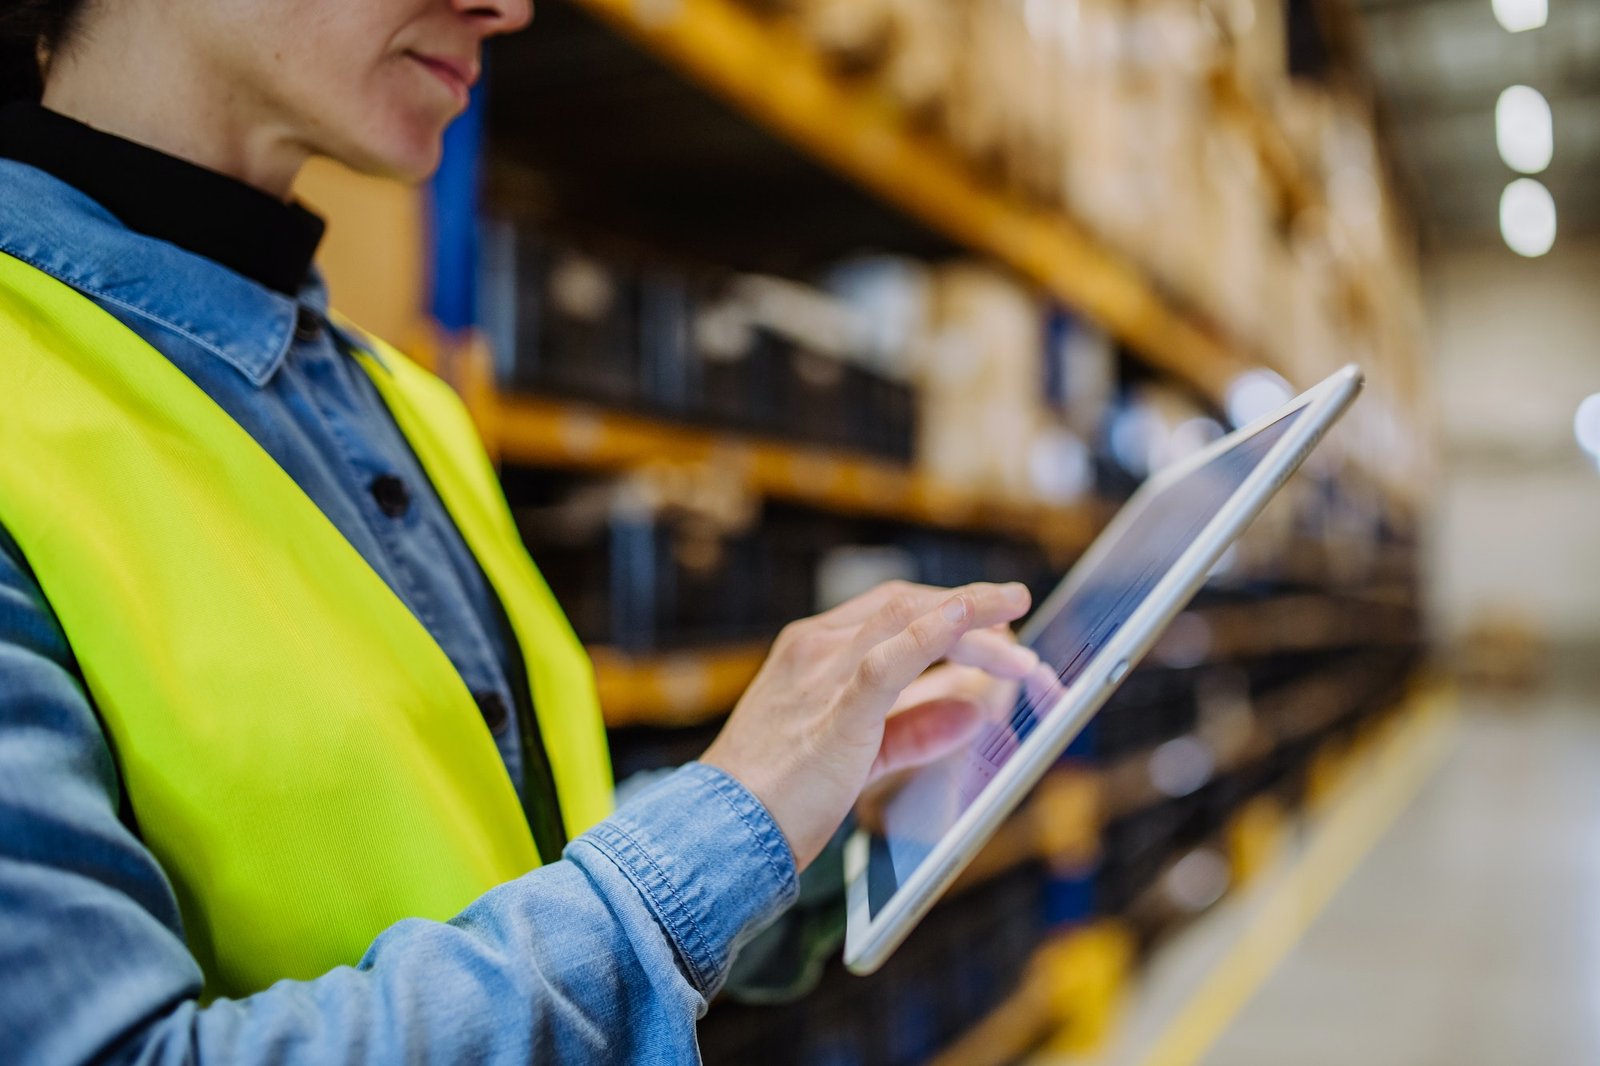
[408,52,476,106]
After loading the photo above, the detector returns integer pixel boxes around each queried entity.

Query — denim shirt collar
[0,159,320,387]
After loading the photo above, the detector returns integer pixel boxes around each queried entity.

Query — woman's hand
[701,580,1034,871]
[851,656,1026,835]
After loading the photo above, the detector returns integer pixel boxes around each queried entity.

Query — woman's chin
[339,125,446,185]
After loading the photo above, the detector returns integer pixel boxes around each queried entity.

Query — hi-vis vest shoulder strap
[0,251,612,997]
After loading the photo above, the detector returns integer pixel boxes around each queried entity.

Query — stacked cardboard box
[731,0,1422,471]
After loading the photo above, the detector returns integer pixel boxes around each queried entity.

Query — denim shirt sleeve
[0,528,799,1065]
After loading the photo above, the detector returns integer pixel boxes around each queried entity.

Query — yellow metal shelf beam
[495,392,1104,554]
[586,594,1412,732]
[568,0,1258,406]
[590,642,768,729]
[930,922,1136,1066]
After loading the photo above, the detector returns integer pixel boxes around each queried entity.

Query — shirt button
[294,305,323,343]
[369,474,411,518]
[473,691,511,734]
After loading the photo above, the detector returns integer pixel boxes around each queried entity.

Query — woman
[0,0,1039,1061]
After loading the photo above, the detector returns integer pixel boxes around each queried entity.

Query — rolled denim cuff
[574,762,800,996]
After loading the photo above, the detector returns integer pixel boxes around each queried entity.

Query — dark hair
[1,0,89,104]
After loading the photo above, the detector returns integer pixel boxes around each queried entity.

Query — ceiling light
[1491,0,1547,32]
[1499,178,1557,257]
[1496,85,1553,173]
[1575,393,1600,460]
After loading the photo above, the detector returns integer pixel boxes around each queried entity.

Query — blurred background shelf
[494,392,1105,554]
[587,593,1419,731]
[940,685,1436,1066]
[483,0,1427,517]
[468,6,1431,1053]
[591,641,769,728]
[1207,65,1323,225]
[558,0,1256,406]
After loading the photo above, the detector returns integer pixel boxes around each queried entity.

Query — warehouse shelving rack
[585,586,1416,733]
[559,0,1255,406]
[294,0,1431,1058]
[492,393,1106,554]
[402,0,1417,727]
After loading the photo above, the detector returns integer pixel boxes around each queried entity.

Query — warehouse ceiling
[1350,0,1600,246]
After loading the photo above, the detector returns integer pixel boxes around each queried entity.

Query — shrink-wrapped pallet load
[1060,0,1137,245]
[918,263,1046,501]
[944,0,1012,175]
[795,0,897,73]
[881,0,961,128]
[1122,0,1212,295]
[1004,0,1067,206]
[1206,0,1287,93]
[1205,125,1274,352]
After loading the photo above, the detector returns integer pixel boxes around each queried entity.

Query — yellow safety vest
[0,251,613,997]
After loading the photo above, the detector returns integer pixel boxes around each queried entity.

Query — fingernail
[943,597,969,623]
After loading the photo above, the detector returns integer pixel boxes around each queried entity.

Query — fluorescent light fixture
[1575,393,1600,459]
[1496,85,1553,173]
[1499,178,1557,257]
[1225,368,1294,427]
[1491,0,1547,32]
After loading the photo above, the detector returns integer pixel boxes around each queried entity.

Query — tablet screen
[867,407,1304,916]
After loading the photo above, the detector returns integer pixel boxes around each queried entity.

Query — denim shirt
[0,159,798,1063]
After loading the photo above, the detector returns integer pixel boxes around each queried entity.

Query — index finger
[813,580,949,629]
[848,584,1032,706]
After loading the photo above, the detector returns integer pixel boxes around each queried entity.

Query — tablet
[843,364,1363,974]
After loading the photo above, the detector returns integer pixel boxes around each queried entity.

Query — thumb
[869,697,986,783]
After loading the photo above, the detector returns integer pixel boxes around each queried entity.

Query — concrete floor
[1063,674,1600,1066]
[1206,678,1600,1065]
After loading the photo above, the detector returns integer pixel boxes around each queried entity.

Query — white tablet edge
[842,364,1363,975]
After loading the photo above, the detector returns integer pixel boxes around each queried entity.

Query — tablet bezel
[842,364,1363,975]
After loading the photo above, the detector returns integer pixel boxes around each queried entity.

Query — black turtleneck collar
[0,102,325,297]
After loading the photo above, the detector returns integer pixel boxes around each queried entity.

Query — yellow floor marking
[1135,689,1459,1066]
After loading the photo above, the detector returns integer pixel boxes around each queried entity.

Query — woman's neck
[40,11,309,200]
